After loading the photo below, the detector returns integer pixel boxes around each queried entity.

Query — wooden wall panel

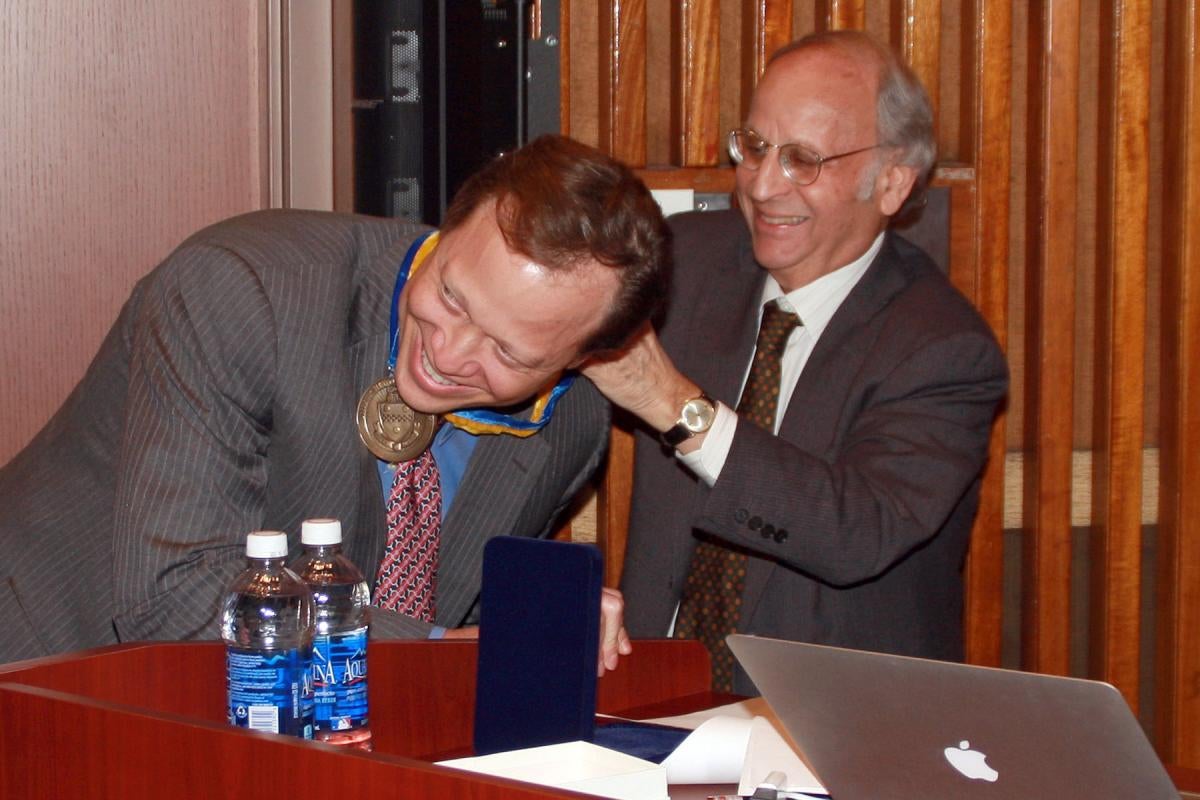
[647,0,677,166]
[1021,0,1079,678]
[1072,10,1101,453]
[565,0,600,144]
[596,0,649,585]
[821,0,866,28]
[961,0,1012,669]
[571,3,1198,752]
[673,0,722,165]
[1091,0,1151,711]
[529,0,1200,767]
[893,0,942,124]
[1159,0,1200,769]
[0,3,269,465]
[746,0,796,91]
[599,0,648,165]
[570,0,1199,768]
[721,0,751,137]
[934,2,963,161]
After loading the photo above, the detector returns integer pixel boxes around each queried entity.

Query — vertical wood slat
[961,0,1012,668]
[742,1,794,123]
[673,0,721,165]
[893,0,942,124]
[746,0,795,79]
[1159,0,1200,769]
[821,0,865,29]
[560,0,572,133]
[596,0,647,587]
[598,0,647,165]
[1091,0,1150,711]
[598,421,635,588]
[1022,0,1079,678]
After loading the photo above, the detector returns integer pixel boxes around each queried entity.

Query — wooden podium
[0,639,711,799]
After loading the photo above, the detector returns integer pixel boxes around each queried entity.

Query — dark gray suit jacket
[0,210,608,664]
[621,210,1007,693]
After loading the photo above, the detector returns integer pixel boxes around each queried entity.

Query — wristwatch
[660,394,717,447]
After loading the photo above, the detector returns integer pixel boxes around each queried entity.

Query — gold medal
[356,376,437,462]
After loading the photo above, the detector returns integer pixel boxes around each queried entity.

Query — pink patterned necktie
[374,448,443,621]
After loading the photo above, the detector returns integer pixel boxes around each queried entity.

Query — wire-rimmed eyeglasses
[728,128,884,186]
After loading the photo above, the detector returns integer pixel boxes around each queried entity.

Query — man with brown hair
[588,31,1007,693]
[0,135,667,668]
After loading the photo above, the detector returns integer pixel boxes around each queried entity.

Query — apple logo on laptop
[944,740,999,782]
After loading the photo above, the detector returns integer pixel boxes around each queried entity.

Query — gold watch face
[681,396,716,433]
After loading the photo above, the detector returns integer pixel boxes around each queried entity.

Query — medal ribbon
[387,231,575,438]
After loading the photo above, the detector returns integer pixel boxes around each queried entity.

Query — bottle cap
[245,530,289,559]
[301,518,343,546]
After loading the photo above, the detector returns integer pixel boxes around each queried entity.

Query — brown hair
[441,134,671,354]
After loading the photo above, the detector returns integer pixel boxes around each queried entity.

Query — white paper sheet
[658,714,755,783]
[620,697,828,796]
[438,740,668,800]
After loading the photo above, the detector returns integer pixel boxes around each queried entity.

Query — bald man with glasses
[586,30,1007,694]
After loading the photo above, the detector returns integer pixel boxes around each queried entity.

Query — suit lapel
[345,235,417,582]
[779,234,910,438]
[740,235,912,623]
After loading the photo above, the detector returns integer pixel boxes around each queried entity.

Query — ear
[874,161,920,217]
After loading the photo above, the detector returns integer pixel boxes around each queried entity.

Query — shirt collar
[760,232,885,340]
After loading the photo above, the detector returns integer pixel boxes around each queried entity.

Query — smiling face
[392,202,620,414]
[735,44,915,291]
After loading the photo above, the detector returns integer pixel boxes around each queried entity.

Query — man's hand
[598,586,633,677]
[582,323,702,436]
[440,591,630,676]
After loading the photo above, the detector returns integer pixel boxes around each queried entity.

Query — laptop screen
[727,634,1178,800]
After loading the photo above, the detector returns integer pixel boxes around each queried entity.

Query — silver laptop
[727,634,1179,799]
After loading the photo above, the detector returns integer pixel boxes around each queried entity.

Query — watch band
[660,422,694,448]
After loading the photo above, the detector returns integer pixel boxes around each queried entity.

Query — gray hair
[875,46,937,177]
[770,30,937,183]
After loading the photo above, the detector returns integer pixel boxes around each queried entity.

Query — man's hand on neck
[581,324,706,454]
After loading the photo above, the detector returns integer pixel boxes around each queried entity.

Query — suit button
[734,508,749,523]
[774,528,789,543]
[748,516,762,531]
[761,523,775,539]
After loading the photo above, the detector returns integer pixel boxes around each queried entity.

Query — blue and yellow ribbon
[386,231,574,438]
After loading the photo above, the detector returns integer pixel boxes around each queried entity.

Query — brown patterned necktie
[673,298,802,691]
[373,448,443,621]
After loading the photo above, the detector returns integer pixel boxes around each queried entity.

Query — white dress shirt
[678,232,885,485]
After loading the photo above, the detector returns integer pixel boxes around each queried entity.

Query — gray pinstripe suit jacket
[620,210,1007,694]
[0,210,608,664]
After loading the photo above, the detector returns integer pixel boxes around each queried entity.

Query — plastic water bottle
[291,518,372,749]
[220,530,315,739]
